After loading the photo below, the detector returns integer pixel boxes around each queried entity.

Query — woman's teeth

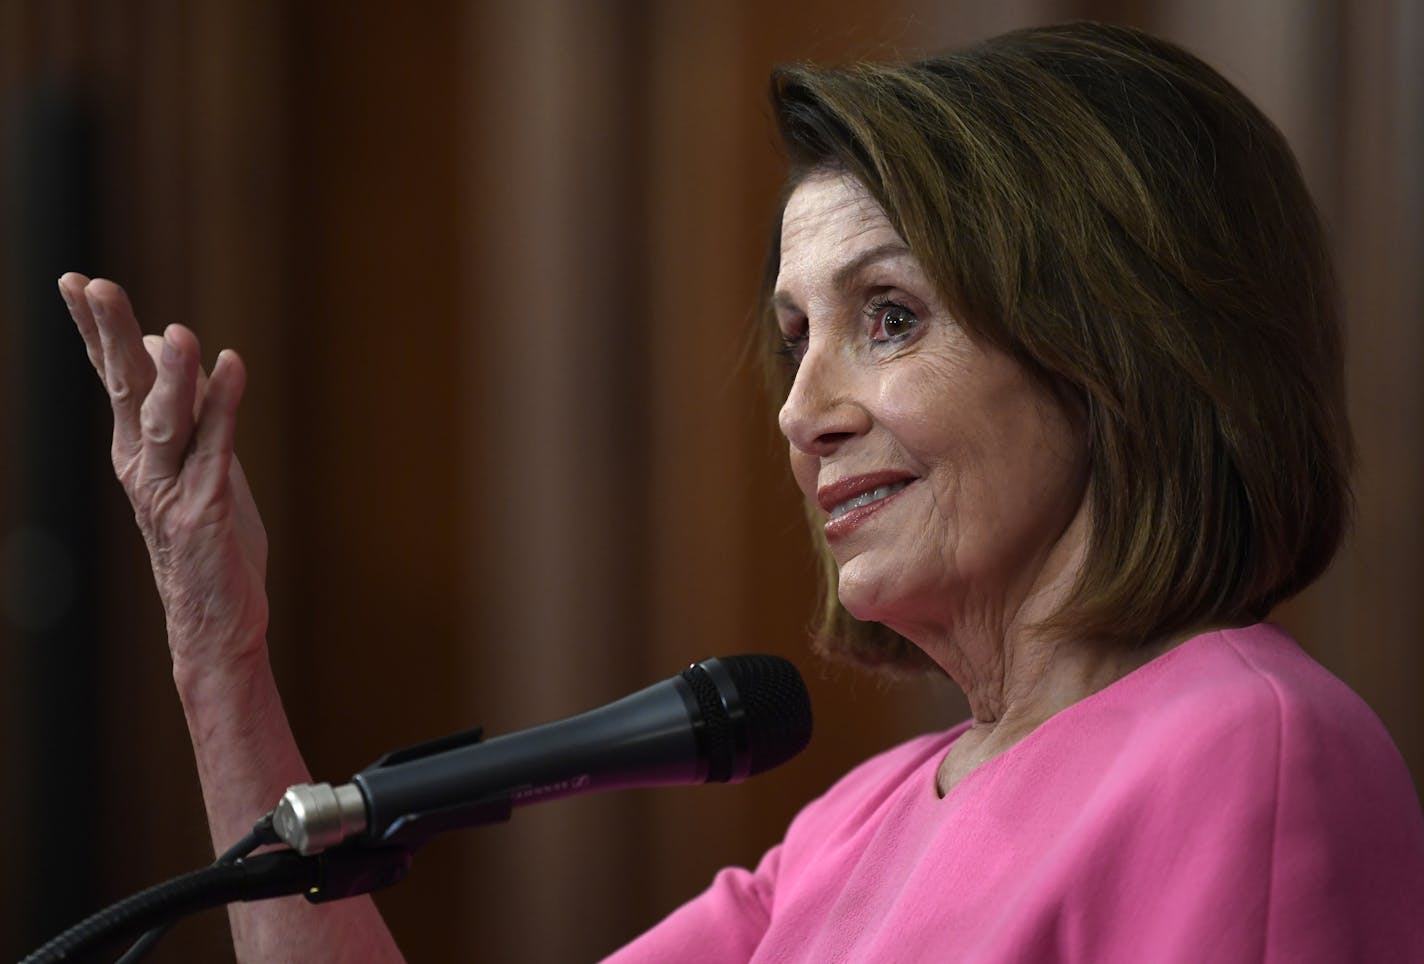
[828,481,910,521]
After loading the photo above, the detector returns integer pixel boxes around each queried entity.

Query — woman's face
[774,173,1090,646]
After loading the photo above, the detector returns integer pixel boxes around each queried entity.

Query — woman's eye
[776,332,808,367]
[868,300,919,342]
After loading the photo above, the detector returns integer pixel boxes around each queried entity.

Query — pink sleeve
[600,847,780,963]
[1254,644,1424,961]
[1032,635,1424,963]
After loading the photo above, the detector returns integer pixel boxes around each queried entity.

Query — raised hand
[57,273,269,682]
[57,275,404,961]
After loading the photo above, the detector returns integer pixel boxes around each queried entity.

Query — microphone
[273,655,812,855]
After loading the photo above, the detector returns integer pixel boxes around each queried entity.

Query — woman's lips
[817,473,917,540]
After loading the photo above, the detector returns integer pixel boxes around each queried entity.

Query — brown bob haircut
[763,22,1354,672]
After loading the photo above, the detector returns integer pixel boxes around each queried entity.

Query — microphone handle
[356,675,710,847]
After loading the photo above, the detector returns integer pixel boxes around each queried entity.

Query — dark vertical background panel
[279,4,466,960]
[4,82,101,954]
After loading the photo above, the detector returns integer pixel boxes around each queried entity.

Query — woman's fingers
[190,349,247,504]
[84,278,158,462]
[58,272,105,376]
[65,273,250,517]
[138,324,202,484]
[140,331,246,501]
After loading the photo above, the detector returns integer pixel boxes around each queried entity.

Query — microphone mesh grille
[721,655,813,776]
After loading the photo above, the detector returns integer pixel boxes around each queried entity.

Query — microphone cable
[114,812,280,963]
[21,811,281,964]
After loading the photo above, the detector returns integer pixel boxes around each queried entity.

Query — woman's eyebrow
[772,241,915,312]
[831,242,913,291]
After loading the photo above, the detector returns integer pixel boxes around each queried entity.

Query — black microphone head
[681,654,812,782]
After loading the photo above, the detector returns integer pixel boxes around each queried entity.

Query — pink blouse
[608,624,1424,962]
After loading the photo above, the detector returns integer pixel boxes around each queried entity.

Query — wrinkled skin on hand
[57,273,269,679]
[57,274,406,964]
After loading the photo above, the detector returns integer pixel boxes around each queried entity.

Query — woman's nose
[777,344,870,456]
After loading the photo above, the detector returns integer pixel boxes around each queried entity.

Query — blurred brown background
[1,1,1419,961]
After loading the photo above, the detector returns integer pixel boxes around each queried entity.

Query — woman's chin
[835,579,877,622]
[836,569,905,625]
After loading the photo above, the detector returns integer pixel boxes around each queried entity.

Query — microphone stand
[21,843,414,964]
[22,725,508,964]
[24,653,813,962]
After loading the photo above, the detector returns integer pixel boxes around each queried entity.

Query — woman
[57,22,1423,962]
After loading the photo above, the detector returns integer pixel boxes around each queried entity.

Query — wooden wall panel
[457,2,653,958]
[278,5,465,962]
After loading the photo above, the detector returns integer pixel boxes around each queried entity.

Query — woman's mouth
[818,474,917,539]
[827,480,912,520]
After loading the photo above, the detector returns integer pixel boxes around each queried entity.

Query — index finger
[58,271,105,377]
[85,278,159,455]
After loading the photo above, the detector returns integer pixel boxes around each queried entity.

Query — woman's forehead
[780,174,895,252]
[776,175,912,299]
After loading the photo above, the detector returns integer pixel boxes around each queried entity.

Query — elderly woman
[57,21,1423,963]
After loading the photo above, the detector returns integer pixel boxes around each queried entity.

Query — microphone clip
[360,723,515,848]
[364,724,486,769]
